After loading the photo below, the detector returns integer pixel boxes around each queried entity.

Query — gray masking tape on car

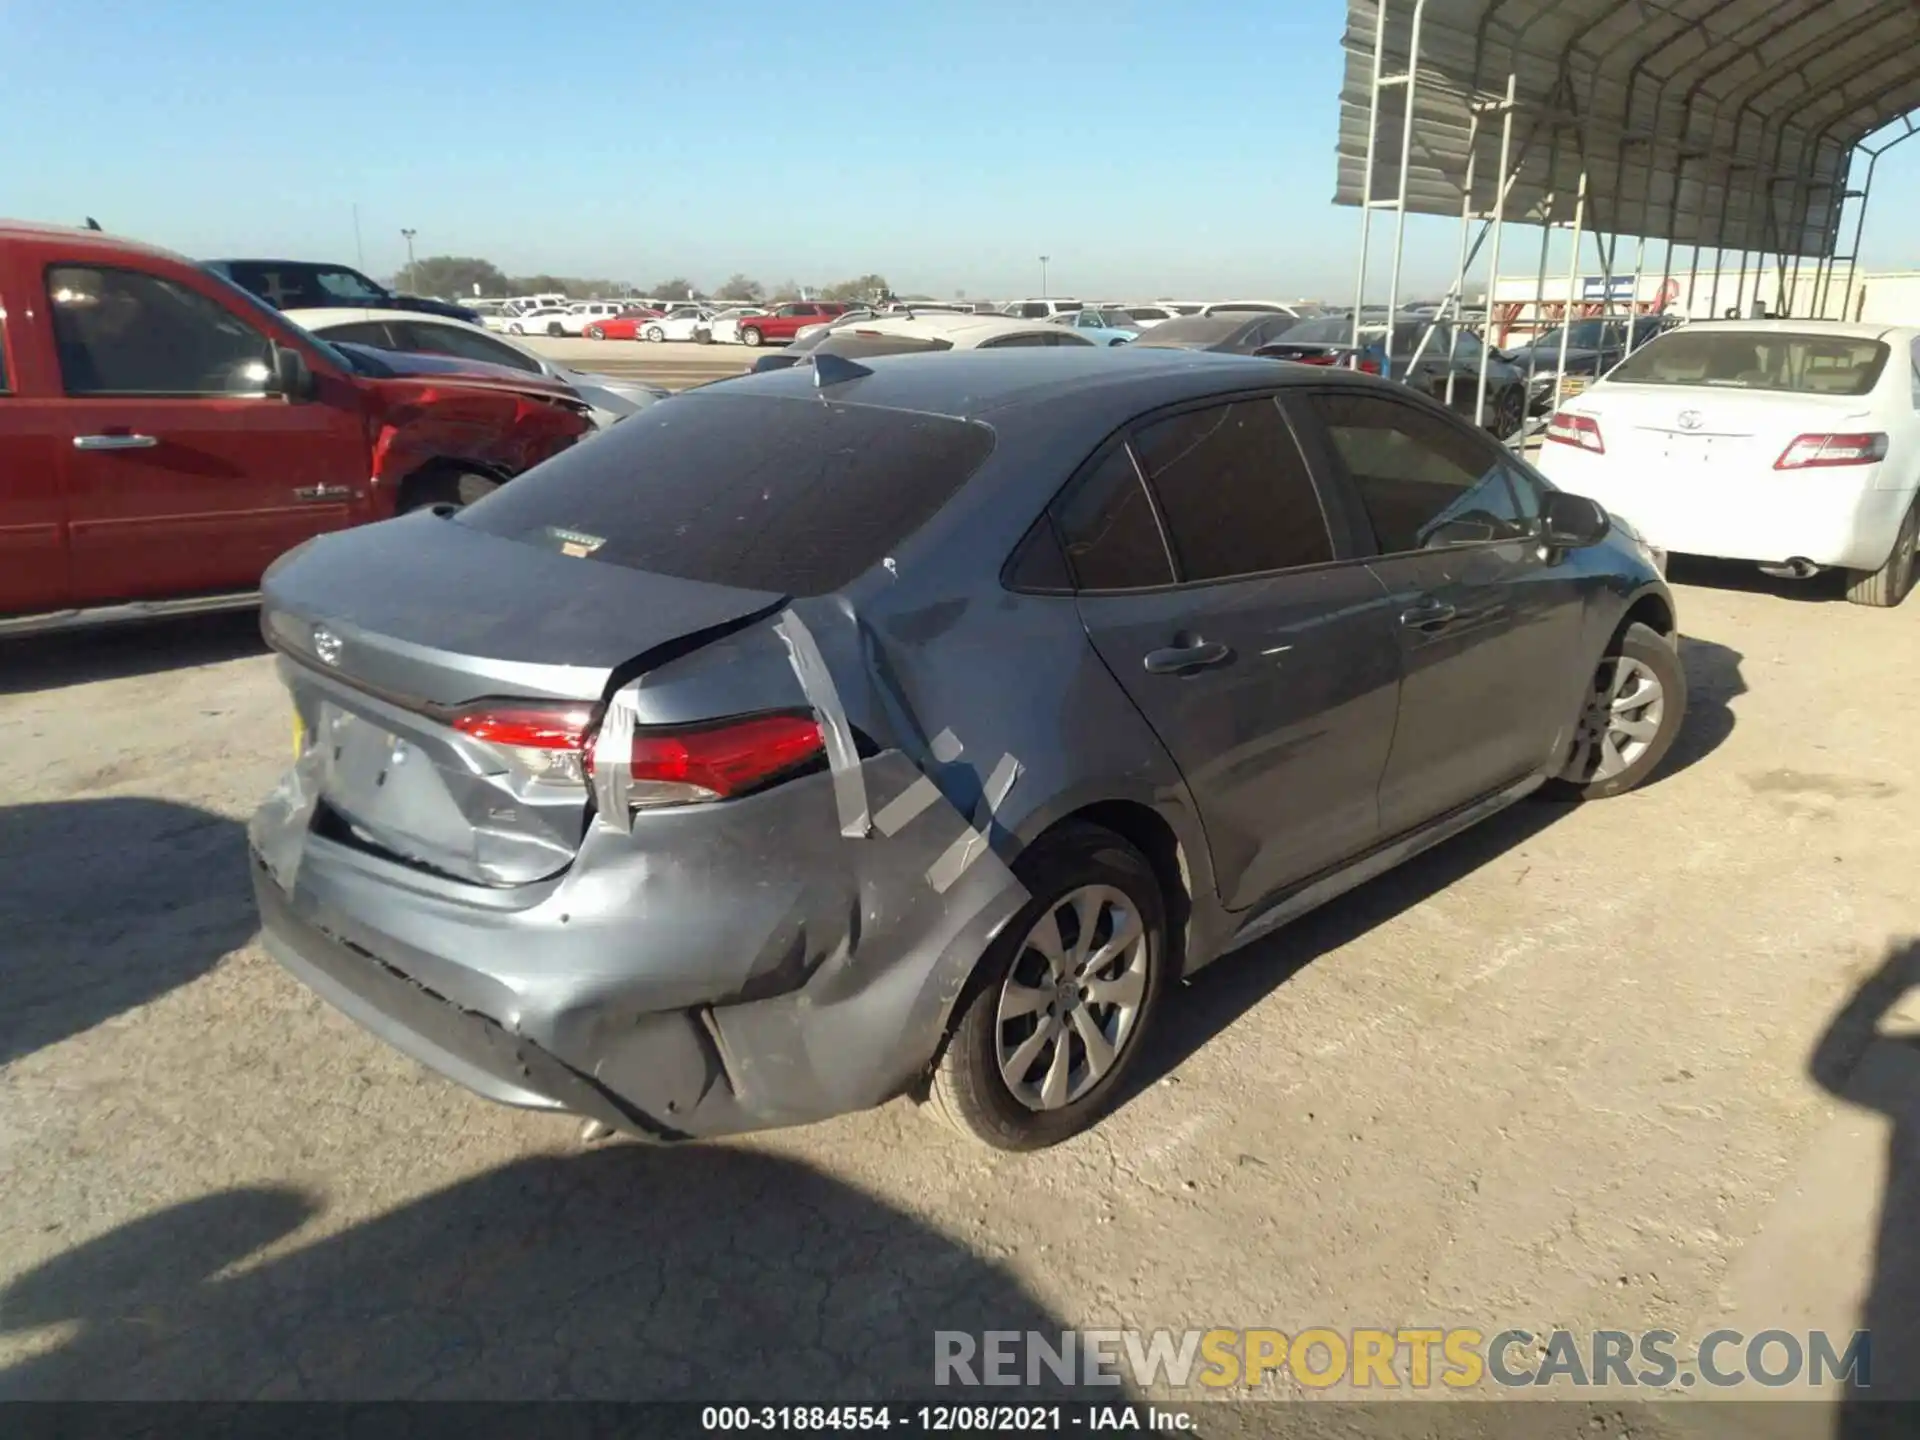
[590,690,639,831]
[926,751,1022,895]
[776,609,872,839]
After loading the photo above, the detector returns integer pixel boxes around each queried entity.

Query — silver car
[251,348,1683,1150]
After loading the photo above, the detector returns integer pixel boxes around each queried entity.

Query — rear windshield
[1608,330,1890,396]
[457,392,996,595]
[1135,315,1246,345]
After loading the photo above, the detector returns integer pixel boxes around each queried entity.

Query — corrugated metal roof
[1336,0,1920,256]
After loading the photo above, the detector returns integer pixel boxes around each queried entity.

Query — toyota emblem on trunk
[1678,410,1704,430]
[312,626,343,666]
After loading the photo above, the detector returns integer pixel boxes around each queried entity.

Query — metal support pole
[1553,172,1589,403]
[1379,0,1431,376]
[1350,0,1393,352]
[1476,72,1517,442]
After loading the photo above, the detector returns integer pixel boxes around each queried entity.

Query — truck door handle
[1399,599,1459,631]
[73,434,158,451]
[1143,640,1233,675]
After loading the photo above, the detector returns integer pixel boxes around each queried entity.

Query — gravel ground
[2,566,1916,1432]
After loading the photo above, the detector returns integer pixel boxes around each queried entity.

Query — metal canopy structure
[1332,0,1920,440]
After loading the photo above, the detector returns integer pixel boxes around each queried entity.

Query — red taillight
[1773,432,1889,470]
[452,705,593,785]
[451,705,824,807]
[1355,356,1382,375]
[624,713,825,804]
[1546,411,1605,453]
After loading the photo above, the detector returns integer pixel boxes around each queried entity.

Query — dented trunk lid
[261,510,786,886]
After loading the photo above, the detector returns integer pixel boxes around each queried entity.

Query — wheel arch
[394,456,510,514]
[1618,586,1676,642]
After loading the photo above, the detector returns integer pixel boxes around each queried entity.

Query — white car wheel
[646,326,665,342]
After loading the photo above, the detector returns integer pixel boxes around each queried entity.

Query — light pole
[399,228,418,293]
[1039,255,1050,297]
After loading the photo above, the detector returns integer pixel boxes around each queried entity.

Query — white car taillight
[1546,411,1605,453]
[1772,432,1889,470]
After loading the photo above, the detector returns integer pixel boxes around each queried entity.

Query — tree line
[397,257,899,306]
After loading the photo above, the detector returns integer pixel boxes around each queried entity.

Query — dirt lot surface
[2,566,1917,1430]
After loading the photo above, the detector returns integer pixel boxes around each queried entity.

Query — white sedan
[640,306,715,342]
[707,306,768,343]
[1536,319,1920,607]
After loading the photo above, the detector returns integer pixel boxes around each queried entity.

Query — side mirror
[270,343,316,401]
[1539,490,1611,549]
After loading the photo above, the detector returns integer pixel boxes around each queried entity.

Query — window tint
[1004,516,1073,593]
[982,332,1052,349]
[49,266,273,397]
[395,321,541,374]
[458,393,996,596]
[1131,400,1332,580]
[1053,446,1173,591]
[1307,392,1531,553]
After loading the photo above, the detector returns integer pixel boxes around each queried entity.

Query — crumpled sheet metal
[249,734,326,892]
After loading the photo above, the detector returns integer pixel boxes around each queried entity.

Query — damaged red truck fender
[0,219,592,636]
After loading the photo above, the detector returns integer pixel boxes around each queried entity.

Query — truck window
[49,265,274,397]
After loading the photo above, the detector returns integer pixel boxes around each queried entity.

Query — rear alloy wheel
[1846,497,1919,608]
[740,326,764,348]
[646,325,665,342]
[1546,621,1687,800]
[508,323,525,336]
[586,325,605,340]
[928,822,1168,1150]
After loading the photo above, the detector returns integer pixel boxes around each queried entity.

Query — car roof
[282,306,468,328]
[710,345,1380,423]
[1675,318,1903,341]
[0,219,185,262]
[838,314,1082,345]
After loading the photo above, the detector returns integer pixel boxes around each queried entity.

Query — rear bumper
[1538,454,1914,571]
[248,752,1028,1142]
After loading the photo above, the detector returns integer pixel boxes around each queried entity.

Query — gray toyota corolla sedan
[250,346,1684,1150]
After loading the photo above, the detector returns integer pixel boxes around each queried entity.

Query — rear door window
[393,321,542,373]
[316,320,399,349]
[48,265,273,396]
[1052,447,1174,591]
[1130,399,1333,580]
[1302,391,1532,554]
[457,392,996,596]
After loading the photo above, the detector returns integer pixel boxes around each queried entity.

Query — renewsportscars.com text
[934,1327,1872,1391]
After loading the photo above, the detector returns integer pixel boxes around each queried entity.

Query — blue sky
[4,0,1917,300]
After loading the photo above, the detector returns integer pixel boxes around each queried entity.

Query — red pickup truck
[736,301,849,347]
[0,221,592,635]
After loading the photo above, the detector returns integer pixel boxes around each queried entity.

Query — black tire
[398,468,500,514]
[646,325,665,342]
[927,822,1169,1151]
[547,322,565,337]
[1544,621,1687,801]
[586,325,604,340]
[1846,497,1918,608]
[508,323,524,336]
[740,326,764,348]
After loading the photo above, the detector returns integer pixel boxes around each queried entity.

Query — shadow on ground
[0,798,255,1066]
[0,612,266,697]
[1126,632,1745,1100]
[1812,939,1920,1434]
[0,1147,1075,1402]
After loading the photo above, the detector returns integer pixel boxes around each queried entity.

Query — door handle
[1399,599,1459,631]
[73,433,159,451]
[1143,640,1234,675]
